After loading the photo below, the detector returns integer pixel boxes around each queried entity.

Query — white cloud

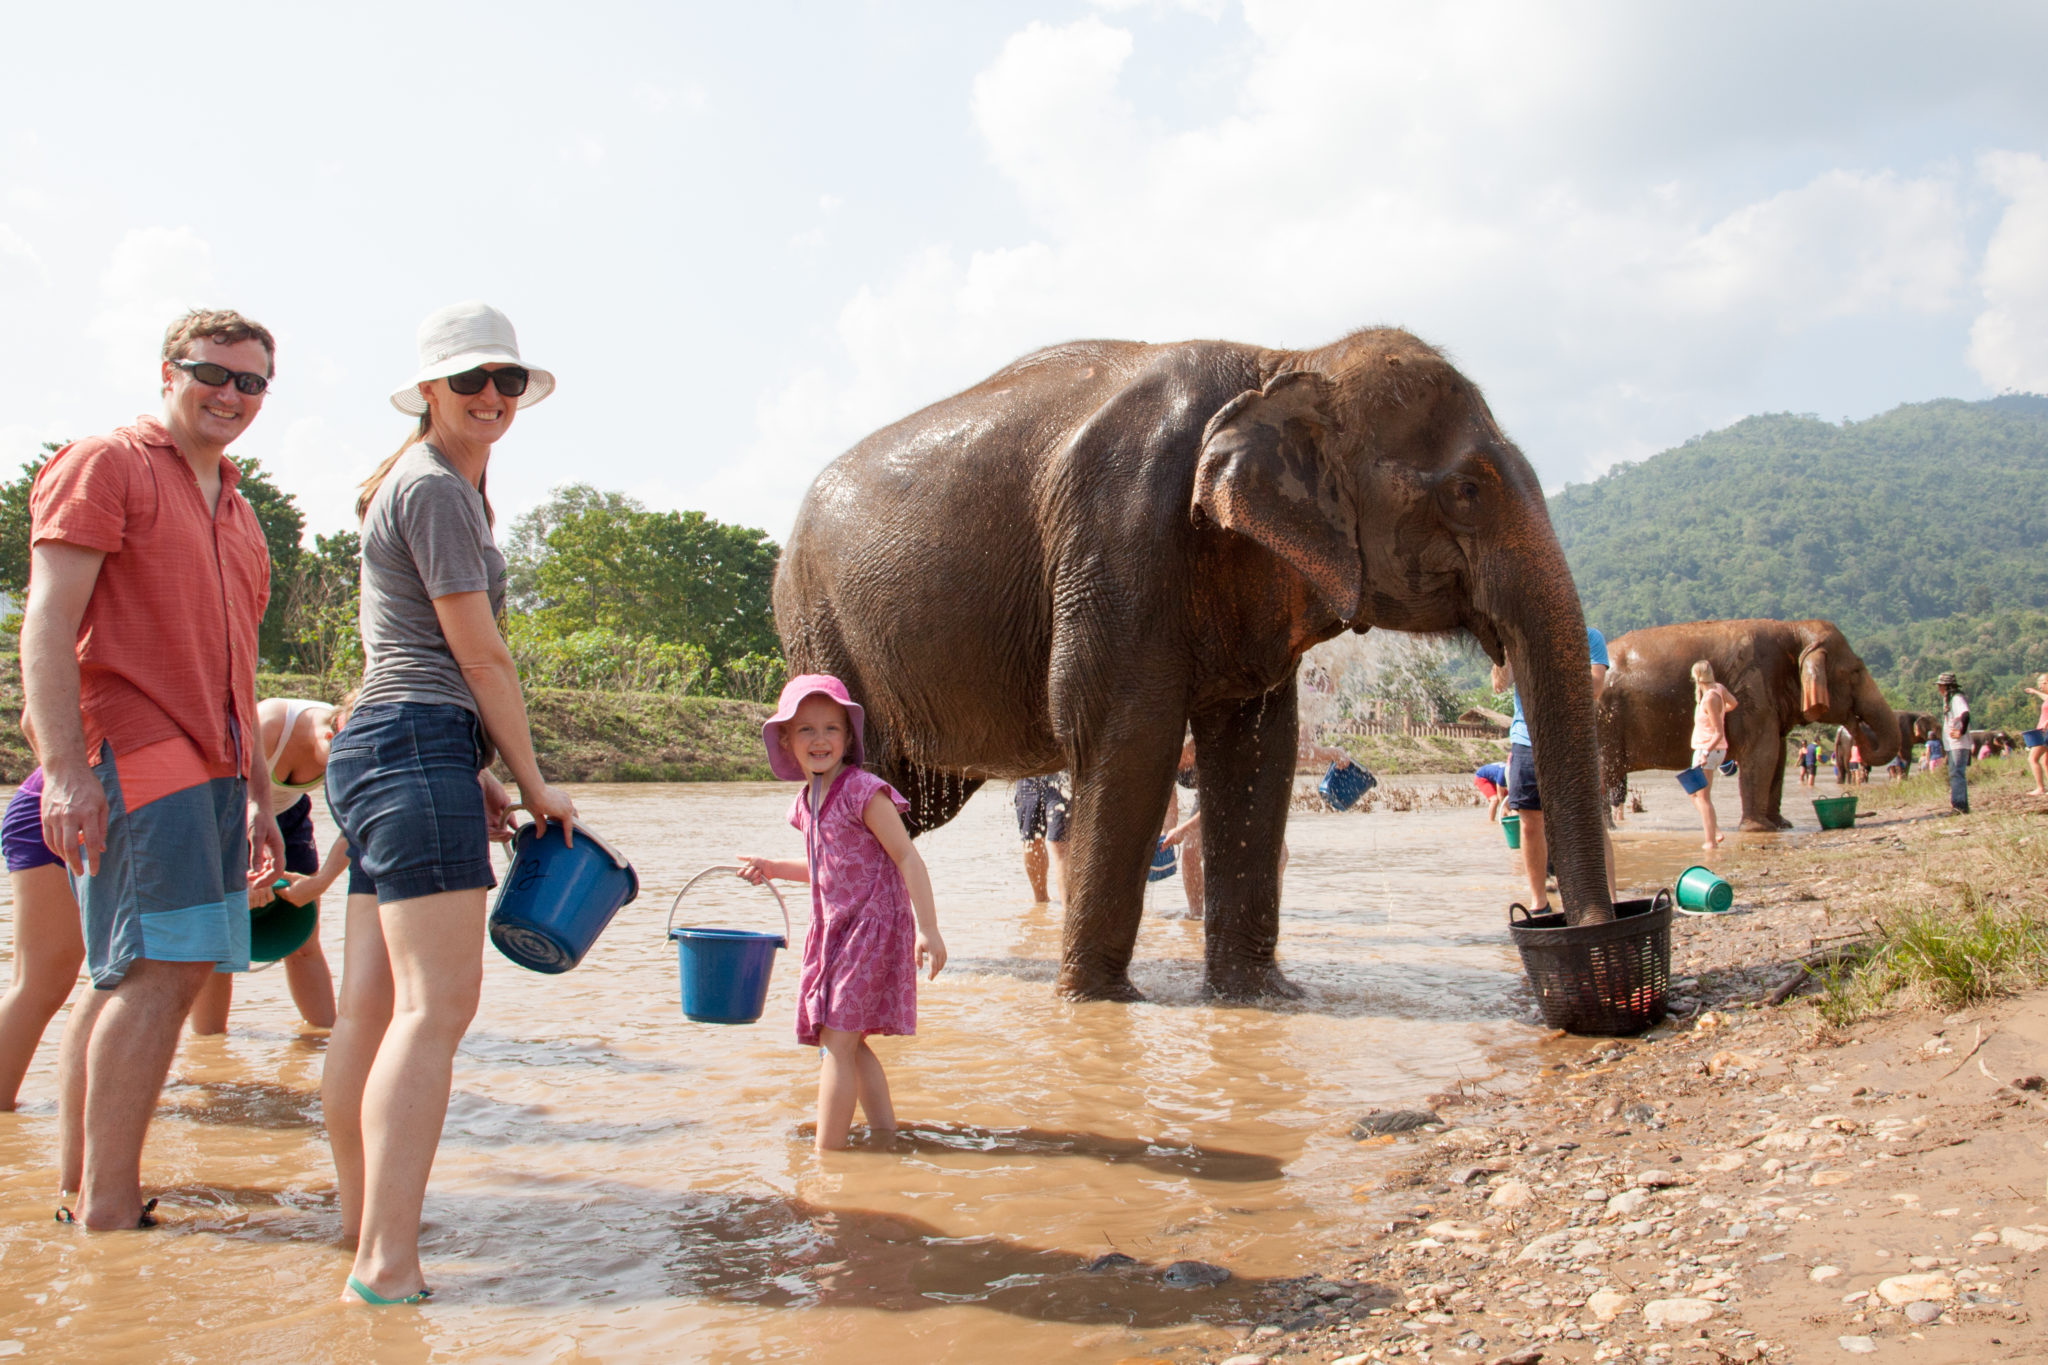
[1968,151,2048,393]
[86,226,215,382]
[0,222,49,283]
[725,8,1999,527]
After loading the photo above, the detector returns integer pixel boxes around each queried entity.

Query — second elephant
[1599,619,1900,831]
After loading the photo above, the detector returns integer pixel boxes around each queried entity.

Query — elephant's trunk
[1853,676,1902,766]
[1477,517,1616,927]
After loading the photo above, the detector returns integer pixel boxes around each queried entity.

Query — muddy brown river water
[0,772,1763,1362]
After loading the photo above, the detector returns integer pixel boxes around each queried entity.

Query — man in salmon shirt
[21,309,287,1230]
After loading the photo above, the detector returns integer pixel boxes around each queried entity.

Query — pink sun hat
[762,673,868,781]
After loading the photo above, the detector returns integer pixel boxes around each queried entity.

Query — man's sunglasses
[171,358,270,396]
[445,367,530,398]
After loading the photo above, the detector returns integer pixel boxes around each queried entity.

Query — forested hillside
[1552,395,2048,638]
[1550,394,2048,729]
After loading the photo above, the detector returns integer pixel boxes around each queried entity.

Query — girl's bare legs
[816,1027,896,1150]
[324,892,392,1247]
[2027,744,2047,795]
[854,1037,895,1137]
[1180,838,1205,918]
[0,864,85,1111]
[284,926,337,1029]
[187,974,232,1035]
[345,888,484,1301]
[815,1027,862,1151]
[1692,779,1723,850]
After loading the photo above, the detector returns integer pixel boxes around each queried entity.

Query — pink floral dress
[789,766,917,1046]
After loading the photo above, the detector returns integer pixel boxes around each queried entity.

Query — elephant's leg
[1734,731,1782,833]
[1054,717,1183,1002]
[1762,735,1792,829]
[1193,682,1301,1001]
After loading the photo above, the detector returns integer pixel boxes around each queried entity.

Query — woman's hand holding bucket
[736,856,806,885]
[516,781,580,846]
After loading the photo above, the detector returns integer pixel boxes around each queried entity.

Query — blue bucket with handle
[668,865,791,1024]
[489,820,640,974]
[1319,760,1376,811]
[1676,766,1709,795]
[1148,839,1177,882]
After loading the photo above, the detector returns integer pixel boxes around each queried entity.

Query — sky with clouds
[2,1,2043,546]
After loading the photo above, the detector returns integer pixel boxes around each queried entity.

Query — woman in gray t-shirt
[323,302,578,1306]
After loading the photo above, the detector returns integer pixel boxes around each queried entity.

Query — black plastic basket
[1509,890,1673,1036]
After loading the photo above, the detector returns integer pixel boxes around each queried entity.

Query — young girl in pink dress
[739,674,946,1152]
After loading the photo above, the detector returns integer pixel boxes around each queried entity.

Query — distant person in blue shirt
[1473,761,1508,822]
[1498,627,1616,911]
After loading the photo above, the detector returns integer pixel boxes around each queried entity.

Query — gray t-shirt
[354,444,506,715]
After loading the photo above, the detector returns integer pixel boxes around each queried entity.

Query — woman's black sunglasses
[171,358,270,396]
[446,366,530,398]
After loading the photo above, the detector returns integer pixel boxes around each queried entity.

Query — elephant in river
[1597,619,1900,832]
[777,328,1615,1001]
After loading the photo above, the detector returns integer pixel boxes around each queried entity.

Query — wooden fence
[1331,720,1508,740]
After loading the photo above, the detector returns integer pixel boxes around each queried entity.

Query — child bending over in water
[740,675,946,1152]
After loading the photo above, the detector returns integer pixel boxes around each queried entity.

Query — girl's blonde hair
[1691,659,1716,697]
[355,401,494,526]
[1491,661,1513,693]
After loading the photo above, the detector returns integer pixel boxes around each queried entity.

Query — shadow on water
[664,1190,1297,1325]
[814,1121,1287,1183]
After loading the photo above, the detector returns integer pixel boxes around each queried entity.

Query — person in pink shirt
[739,675,946,1152]
[1686,660,1738,851]
[2025,673,2048,796]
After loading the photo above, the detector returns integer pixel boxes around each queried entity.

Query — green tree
[0,443,61,600]
[534,502,778,667]
[231,456,306,664]
[502,483,645,612]
[279,530,362,680]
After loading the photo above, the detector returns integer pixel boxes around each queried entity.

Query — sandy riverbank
[1163,758,2048,1365]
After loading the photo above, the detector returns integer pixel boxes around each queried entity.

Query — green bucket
[1502,814,1522,849]
[1676,864,1733,914]
[1813,795,1858,831]
[250,894,317,963]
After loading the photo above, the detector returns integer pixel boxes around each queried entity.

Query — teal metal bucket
[489,821,640,973]
[1676,864,1734,914]
[667,865,791,1025]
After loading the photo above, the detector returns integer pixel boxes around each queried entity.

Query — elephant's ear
[1799,645,1830,720]
[1191,370,1361,620]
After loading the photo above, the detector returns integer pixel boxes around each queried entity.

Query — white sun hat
[389,300,556,415]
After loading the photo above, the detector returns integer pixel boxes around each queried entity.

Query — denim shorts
[1507,743,1542,812]
[325,703,495,903]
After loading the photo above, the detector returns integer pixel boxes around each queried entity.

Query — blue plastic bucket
[2025,729,2047,749]
[1319,760,1375,811]
[1148,840,1177,882]
[668,865,791,1025]
[489,821,640,974]
[1676,766,1709,795]
[1719,758,1738,776]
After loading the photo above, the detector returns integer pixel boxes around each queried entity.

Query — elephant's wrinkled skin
[777,330,1615,1001]
[1598,619,1900,832]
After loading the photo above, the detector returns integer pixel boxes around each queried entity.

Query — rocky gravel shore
[1149,768,2048,1365]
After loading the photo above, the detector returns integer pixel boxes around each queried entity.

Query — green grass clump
[1810,815,2048,1022]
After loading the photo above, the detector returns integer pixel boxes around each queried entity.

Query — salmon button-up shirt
[29,415,271,777]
